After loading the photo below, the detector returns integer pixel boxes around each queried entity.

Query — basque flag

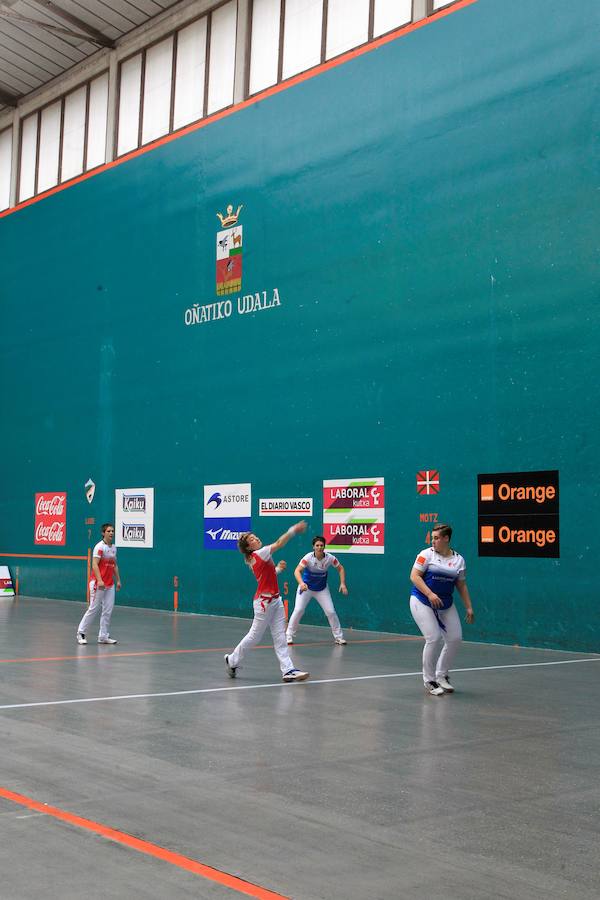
[416,470,440,495]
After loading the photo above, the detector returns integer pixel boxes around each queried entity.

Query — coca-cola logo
[35,491,67,545]
[36,494,65,516]
[35,521,65,543]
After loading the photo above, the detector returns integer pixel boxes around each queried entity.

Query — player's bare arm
[294,560,308,592]
[410,567,442,607]
[337,562,348,595]
[456,580,474,623]
[270,520,307,553]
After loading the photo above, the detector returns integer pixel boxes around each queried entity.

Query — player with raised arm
[225,521,310,682]
[286,535,348,645]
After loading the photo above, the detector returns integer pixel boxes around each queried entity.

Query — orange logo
[480,526,494,543]
[480,484,494,501]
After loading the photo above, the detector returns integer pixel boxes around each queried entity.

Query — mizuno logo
[206,528,223,540]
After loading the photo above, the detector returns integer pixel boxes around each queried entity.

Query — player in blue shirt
[410,524,475,695]
[286,535,348,645]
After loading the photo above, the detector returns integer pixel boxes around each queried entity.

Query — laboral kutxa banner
[323,477,385,554]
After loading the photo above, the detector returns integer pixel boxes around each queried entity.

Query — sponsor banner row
[31,470,560,559]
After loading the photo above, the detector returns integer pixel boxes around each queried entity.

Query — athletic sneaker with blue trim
[282,669,309,682]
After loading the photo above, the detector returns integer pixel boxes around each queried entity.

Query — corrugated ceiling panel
[0,0,196,105]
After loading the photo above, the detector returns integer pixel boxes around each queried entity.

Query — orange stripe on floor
[0,786,289,900]
[0,636,418,665]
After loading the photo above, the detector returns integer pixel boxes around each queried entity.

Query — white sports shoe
[282,669,309,682]
[76,632,87,645]
[286,636,294,645]
[437,675,454,692]
[334,637,347,645]
[98,637,118,644]
[425,681,444,696]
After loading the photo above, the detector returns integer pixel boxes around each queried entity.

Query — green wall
[1,0,598,651]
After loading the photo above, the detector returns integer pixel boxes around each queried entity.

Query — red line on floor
[0,786,289,900]
[0,636,418,665]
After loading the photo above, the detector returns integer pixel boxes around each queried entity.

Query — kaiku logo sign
[35,492,67,546]
[122,523,146,542]
[115,488,154,548]
[122,494,146,513]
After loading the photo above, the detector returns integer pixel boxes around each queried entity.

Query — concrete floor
[0,596,598,900]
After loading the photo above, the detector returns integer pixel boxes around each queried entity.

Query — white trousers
[409,596,462,684]
[229,597,295,675]
[286,586,344,641]
[78,583,116,640]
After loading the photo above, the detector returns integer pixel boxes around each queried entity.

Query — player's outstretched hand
[339,584,348,595]
[466,608,475,624]
[294,520,308,534]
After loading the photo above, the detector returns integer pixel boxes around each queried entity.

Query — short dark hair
[432,524,452,540]
[101,523,114,534]
[312,535,326,546]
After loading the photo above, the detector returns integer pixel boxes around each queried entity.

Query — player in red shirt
[225,521,310,682]
[76,523,121,645]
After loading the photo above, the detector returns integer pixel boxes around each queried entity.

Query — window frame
[16,69,109,203]
[114,0,238,159]
[246,0,415,97]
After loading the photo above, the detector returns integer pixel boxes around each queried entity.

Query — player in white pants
[409,524,474,695]
[77,523,121,645]
[225,522,310,682]
[286,535,348,645]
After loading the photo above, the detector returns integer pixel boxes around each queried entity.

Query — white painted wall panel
[118,55,142,155]
[142,37,174,144]
[326,0,369,59]
[207,1,237,115]
[61,86,86,182]
[0,128,12,210]
[87,74,109,169]
[374,0,412,36]
[282,0,322,80]
[249,0,280,95]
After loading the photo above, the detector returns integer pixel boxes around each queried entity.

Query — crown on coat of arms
[217,204,243,227]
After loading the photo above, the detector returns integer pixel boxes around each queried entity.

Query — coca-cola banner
[115,487,154,548]
[323,478,385,555]
[35,492,67,545]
